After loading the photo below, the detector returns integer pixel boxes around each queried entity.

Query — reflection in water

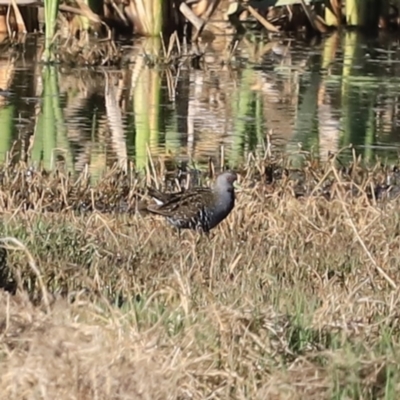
[1,32,400,175]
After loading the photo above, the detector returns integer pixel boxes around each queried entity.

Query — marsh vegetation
[1,0,399,63]
[1,154,400,398]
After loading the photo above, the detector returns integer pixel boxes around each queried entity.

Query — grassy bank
[1,158,400,398]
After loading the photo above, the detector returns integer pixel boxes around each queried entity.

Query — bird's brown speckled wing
[147,187,213,220]
[147,187,185,204]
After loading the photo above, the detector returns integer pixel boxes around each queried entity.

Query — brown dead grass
[1,157,400,398]
[0,292,183,400]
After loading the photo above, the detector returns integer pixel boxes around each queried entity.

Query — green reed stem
[43,0,60,62]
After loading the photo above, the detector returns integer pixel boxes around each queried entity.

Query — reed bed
[1,153,400,398]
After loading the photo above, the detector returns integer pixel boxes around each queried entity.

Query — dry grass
[1,155,400,399]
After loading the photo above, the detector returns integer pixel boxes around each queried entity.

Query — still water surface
[1,32,400,175]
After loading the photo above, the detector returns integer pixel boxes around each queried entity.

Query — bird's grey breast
[208,190,235,229]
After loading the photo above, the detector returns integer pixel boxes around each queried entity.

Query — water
[2,32,400,175]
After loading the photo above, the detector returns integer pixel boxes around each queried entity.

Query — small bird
[146,171,237,234]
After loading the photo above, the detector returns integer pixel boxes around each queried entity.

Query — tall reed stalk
[135,0,163,36]
[43,0,60,62]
